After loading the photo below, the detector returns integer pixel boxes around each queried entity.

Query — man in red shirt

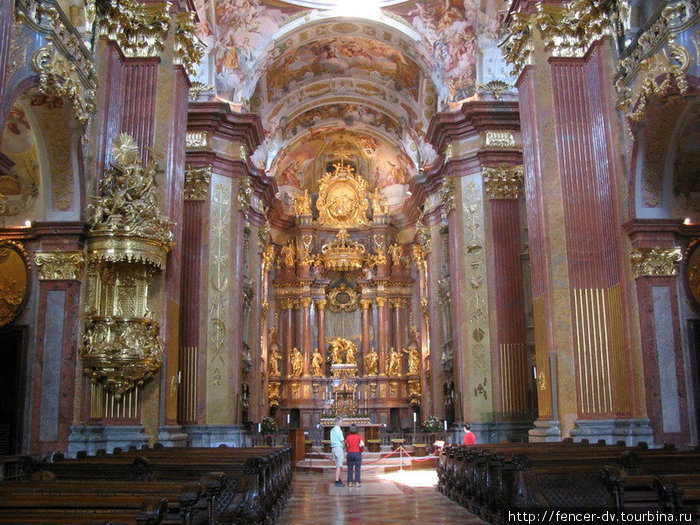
[463,424,476,445]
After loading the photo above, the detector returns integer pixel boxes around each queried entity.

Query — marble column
[360,299,373,376]
[376,296,388,375]
[0,0,13,110]
[301,297,313,377]
[316,299,327,376]
[283,300,296,378]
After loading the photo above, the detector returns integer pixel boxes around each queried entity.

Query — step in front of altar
[294,449,438,473]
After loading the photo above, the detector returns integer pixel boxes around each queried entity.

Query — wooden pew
[27,446,292,525]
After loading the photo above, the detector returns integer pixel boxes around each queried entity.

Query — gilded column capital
[280,298,297,310]
[630,247,682,277]
[535,1,613,59]
[501,11,535,78]
[172,11,204,76]
[184,164,211,200]
[35,250,85,280]
[376,296,388,308]
[360,299,373,310]
[301,297,313,309]
[483,165,524,199]
[389,298,407,309]
[99,0,171,58]
[316,299,328,310]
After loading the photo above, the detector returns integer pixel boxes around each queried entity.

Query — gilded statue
[388,242,403,267]
[291,347,303,377]
[311,348,324,376]
[329,339,344,365]
[364,347,378,376]
[404,345,420,375]
[292,189,312,216]
[268,382,281,400]
[408,379,421,397]
[387,346,402,376]
[371,188,389,217]
[281,239,296,268]
[269,344,281,376]
[345,344,357,365]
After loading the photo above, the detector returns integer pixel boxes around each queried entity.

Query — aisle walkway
[276,468,487,525]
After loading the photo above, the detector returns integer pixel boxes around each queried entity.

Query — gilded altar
[261,156,426,430]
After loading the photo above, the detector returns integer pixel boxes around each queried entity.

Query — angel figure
[371,188,389,217]
[280,239,296,268]
[388,242,403,267]
[292,189,312,216]
[329,339,344,365]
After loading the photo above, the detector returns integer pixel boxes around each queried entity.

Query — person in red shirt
[345,424,364,487]
[463,423,476,445]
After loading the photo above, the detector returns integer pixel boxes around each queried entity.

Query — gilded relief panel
[206,176,232,422]
[458,176,492,418]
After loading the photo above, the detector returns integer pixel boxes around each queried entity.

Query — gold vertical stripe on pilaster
[573,288,614,415]
[178,346,198,422]
[608,284,629,413]
[501,343,527,416]
[90,383,103,419]
[533,296,550,418]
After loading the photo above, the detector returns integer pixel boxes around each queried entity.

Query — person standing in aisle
[330,417,346,487]
[345,424,364,487]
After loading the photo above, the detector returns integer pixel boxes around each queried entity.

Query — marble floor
[276,468,487,525]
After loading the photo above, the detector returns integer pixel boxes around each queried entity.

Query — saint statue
[387,346,402,376]
[364,347,378,375]
[311,348,324,376]
[291,347,303,377]
[388,242,403,267]
[281,239,296,268]
[268,345,281,376]
[268,382,280,400]
[404,345,420,375]
[408,379,421,397]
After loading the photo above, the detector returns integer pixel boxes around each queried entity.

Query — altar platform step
[294,450,437,473]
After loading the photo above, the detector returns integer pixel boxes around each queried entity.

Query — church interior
[0,0,699,464]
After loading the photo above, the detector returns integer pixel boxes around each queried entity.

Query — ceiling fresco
[193,0,510,222]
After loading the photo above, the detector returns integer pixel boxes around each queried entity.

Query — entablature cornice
[187,101,264,154]
[426,100,521,155]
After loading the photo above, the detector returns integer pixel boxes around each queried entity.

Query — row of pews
[0,444,292,524]
[437,440,700,524]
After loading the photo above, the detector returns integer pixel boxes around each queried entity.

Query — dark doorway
[688,320,700,441]
[390,407,400,431]
[0,326,27,455]
[289,409,300,429]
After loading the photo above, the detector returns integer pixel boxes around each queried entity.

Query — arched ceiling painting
[194,0,508,220]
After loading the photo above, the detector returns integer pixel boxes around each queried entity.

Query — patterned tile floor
[276,468,487,525]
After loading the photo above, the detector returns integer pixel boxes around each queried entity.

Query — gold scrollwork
[172,11,204,76]
[316,159,369,228]
[630,247,683,277]
[327,283,360,313]
[35,251,84,280]
[485,131,516,148]
[81,315,163,399]
[32,46,96,125]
